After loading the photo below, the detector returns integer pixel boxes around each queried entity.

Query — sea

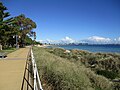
[49,45,120,53]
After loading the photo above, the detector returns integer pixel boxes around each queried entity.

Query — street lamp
[13,35,21,49]
[33,32,36,46]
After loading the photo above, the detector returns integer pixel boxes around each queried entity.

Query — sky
[1,0,120,44]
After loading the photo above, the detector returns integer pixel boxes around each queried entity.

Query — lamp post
[33,32,36,46]
[13,35,20,49]
[0,43,2,50]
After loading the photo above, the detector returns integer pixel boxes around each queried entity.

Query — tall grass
[33,47,94,90]
[47,48,120,79]
[45,48,115,89]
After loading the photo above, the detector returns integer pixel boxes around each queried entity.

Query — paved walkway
[0,47,30,90]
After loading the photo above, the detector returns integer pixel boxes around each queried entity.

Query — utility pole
[0,43,2,50]
[32,32,36,46]
[16,35,18,48]
[13,35,20,49]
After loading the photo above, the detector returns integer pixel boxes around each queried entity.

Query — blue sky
[1,0,120,42]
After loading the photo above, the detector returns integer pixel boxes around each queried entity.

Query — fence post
[31,48,43,90]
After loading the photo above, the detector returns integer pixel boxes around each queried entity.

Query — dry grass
[33,47,114,90]
[33,47,94,90]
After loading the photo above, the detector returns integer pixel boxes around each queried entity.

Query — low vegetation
[46,47,120,89]
[33,47,115,90]
[0,47,16,54]
[46,48,120,79]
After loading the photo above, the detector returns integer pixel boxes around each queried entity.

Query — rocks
[64,50,71,53]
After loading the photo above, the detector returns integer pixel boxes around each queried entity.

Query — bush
[85,69,113,90]
[96,70,118,79]
[33,47,94,90]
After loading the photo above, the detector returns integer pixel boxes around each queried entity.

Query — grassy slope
[33,47,113,90]
[47,48,120,79]
[33,47,94,90]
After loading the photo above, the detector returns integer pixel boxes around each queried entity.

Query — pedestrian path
[0,47,30,90]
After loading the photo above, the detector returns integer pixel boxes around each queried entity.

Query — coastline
[57,44,120,53]
[33,46,120,90]
[35,44,52,48]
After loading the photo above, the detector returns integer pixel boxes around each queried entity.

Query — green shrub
[96,70,118,79]
[33,47,94,90]
[85,69,113,90]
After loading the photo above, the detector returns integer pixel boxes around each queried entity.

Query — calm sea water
[56,45,120,53]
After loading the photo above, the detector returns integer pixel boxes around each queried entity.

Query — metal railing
[31,48,43,90]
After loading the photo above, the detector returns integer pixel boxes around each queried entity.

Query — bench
[0,52,7,58]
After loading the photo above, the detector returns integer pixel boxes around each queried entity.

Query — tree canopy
[0,2,39,49]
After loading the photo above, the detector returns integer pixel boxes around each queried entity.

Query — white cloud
[113,37,120,44]
[39,39,53,43]
[82,36,120,44]
[86,36,111,44]
[39,36,120,44]
[88,36,111,42]
[39,36,76,44]
[118,37,120,41]
[61,36,75,44]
